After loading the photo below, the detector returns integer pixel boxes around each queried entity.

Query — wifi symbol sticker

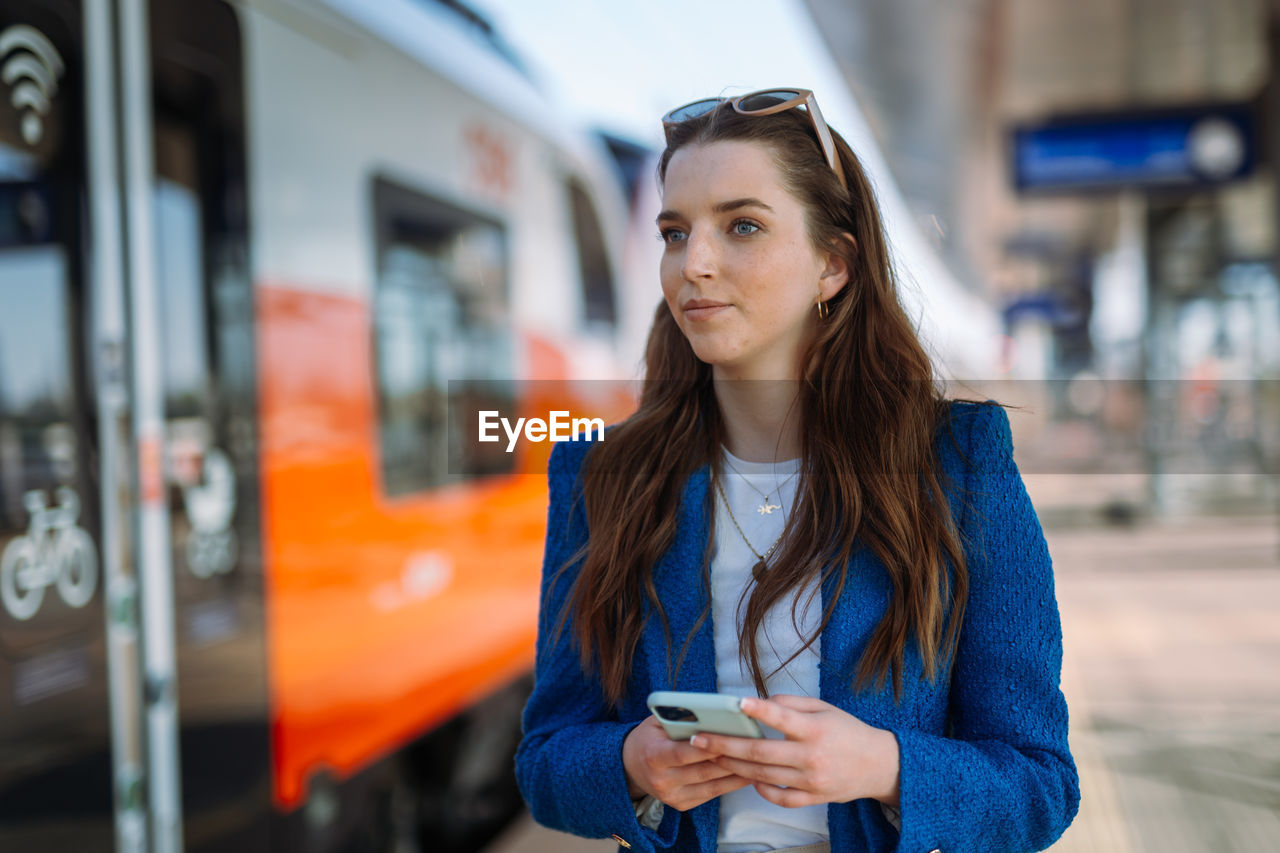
[1,24,65,147]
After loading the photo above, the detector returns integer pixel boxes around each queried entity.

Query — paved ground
[1045,514,1280,853]
[489,511,1280,853]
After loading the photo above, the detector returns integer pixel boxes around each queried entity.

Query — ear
[818,232,857,301]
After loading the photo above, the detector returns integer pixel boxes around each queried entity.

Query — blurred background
[0,0,1275,851]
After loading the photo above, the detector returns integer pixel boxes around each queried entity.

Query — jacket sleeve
[514,440,683,851]
[886,403,1081,853]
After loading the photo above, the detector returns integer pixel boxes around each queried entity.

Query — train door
[0,2,117,852]
[0,0,270,850]
[148,1,271,851]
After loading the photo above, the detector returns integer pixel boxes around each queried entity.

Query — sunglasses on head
[661,88,848,192]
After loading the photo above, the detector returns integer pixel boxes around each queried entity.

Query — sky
[467,0,851,148]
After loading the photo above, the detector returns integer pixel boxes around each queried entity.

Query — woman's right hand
[621,716,753,811]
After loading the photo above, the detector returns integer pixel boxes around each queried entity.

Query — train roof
[312,0,598,161]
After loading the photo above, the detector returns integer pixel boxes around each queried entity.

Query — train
[1,0,640,850]
[0,1,1000,851]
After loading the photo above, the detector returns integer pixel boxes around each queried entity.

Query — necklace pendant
[757,502,781,515]
[751,559,768,580]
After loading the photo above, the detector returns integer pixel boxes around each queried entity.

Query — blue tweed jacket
[516,401,1080,852]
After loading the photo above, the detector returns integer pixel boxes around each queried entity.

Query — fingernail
[690,735,705,749]
[740,698,756,712]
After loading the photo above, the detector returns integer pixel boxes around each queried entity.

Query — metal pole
[117,0,184,848]
[85,2,150,850]
[1267,4,1280,557]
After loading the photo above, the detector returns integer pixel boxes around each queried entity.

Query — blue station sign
[1011,102,1257,193]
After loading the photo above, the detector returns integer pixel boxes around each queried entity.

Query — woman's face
[657,139,847,381]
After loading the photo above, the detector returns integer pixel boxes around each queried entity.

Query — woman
[515,89,1079,853]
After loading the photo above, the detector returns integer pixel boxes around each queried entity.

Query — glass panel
[0,242,79,591]
[0,86,95,655]
[0,2,114,845]
[567,179,616,326]
[155,161,209,415]
[373,178,514,494]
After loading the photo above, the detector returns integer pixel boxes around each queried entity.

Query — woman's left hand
[690,695,901,808]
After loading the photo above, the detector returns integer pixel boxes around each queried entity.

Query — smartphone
[647,690,764,740]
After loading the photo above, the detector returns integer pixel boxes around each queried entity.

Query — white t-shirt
[711,447,827,853]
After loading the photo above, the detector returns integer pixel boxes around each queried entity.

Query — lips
[682,298,731,320]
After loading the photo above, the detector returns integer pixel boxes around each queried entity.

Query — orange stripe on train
[255,283,632,807]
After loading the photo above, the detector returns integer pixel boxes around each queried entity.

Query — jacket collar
[642,463,717,695]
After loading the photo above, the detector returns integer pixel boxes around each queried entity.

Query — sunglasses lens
[664,98,722,123]
[736,90,803,113]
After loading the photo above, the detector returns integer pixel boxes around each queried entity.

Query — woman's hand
[622,715,753,811]
[690,695,901,808]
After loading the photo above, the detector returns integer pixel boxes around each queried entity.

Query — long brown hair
[559,100,976,706]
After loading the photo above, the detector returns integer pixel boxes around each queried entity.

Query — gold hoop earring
[816,300,829,320]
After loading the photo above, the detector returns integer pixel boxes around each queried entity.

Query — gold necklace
[721,452,800,516]
[713,474,783,580]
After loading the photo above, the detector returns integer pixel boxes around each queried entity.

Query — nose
[680,227,717,281]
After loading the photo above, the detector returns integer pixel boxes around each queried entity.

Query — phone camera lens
[655,705,697,722]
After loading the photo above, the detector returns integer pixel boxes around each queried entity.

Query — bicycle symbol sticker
[181,447,238,579]
[1,487,98,621]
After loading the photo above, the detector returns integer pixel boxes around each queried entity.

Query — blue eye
[731,220,760,236]
[659,228,687,244]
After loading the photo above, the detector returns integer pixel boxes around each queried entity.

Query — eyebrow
[655,197,775,224]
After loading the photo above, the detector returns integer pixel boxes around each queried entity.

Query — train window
[567,179,616,327]
[371,177,515,495]
[154,120,210,416]
[0,193,78,539]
